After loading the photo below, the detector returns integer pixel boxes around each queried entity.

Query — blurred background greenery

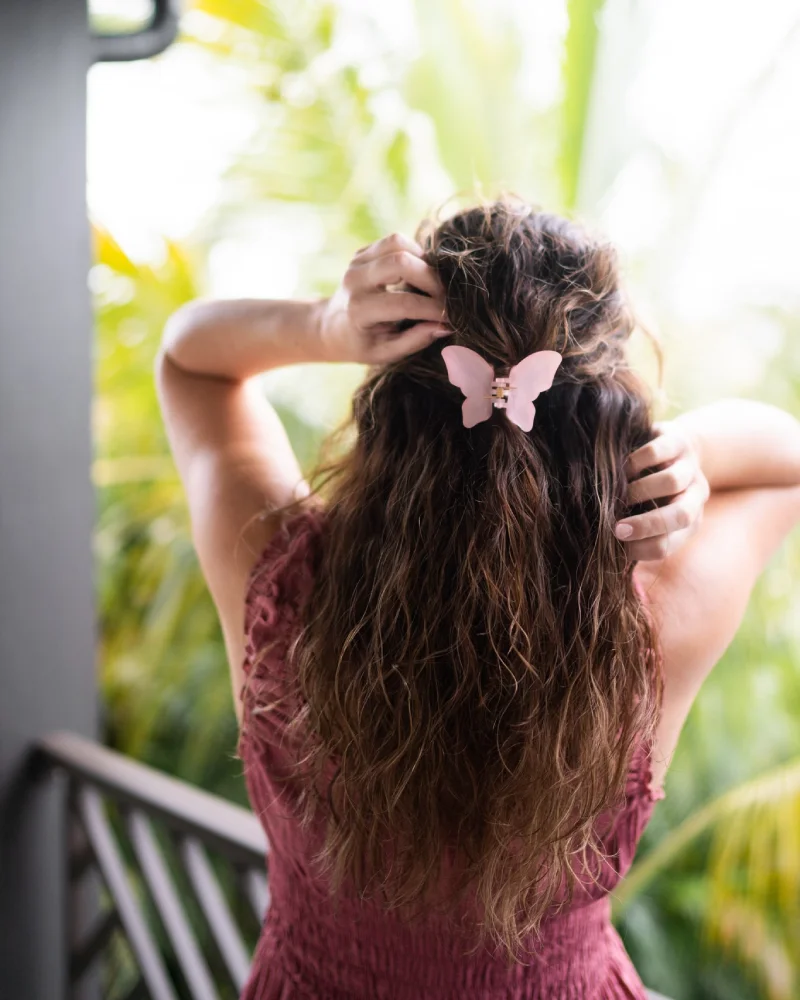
[88,1,800,996]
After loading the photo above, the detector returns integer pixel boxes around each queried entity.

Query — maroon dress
[238,509,665,1000]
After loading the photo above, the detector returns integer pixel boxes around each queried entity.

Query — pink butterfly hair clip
[441,345,563,432]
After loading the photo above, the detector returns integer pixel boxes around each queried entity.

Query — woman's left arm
[155,233,447,719]
[155,318,314,723]
[160,298,329,378]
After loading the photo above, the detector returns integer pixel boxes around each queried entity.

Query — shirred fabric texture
[238,509,665,1000]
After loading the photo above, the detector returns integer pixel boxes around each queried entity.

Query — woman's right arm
[673,399,800,490]
[633,399,800,789]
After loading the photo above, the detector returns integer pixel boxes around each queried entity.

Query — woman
[156,200,800,999]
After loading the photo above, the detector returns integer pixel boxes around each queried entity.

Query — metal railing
[38,731,267,1000]
[37,731,672,1000]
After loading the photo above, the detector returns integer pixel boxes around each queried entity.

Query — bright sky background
[88,0,800,414]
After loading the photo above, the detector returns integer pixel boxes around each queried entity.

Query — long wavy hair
[252,199,663,958]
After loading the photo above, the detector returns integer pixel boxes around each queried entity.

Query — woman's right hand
[616,422,710,562]
[317,233,451,365]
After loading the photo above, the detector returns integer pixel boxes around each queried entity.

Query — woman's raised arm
[155,234,448,721]
[671,399,800,490]
[632,400,800,790]
[160,233,449,381]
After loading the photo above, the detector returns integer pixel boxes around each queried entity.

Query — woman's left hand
[616,422,710,562]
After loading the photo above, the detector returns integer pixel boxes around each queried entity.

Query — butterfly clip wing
[505,351,562,431]
[441,346,495,428]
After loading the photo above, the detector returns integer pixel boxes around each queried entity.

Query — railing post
[65,780,104,1000]
[0,3,97,997]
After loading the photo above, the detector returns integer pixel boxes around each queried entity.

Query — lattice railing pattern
[39,731,267,1000]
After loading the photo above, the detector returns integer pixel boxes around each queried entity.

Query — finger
[350,250,443,299]
[627,457,696,504]
[353,232,423,263]
[356,290,446,326]
[616,478,707,541]
[626,430,685,479]
[624,526,693,563]
[372,322,451,363]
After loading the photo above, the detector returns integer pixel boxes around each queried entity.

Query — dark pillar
[0,1,97,997]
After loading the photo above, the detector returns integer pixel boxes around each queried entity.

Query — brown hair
[252,198,663,958]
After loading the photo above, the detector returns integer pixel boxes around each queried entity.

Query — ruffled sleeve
[570,735,666,904]
[585,735,666,899]
[238,505,327,759]
[629,569,667,814]
[624,735,667,844]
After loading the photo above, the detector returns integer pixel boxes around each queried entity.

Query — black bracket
[91,0,179,63]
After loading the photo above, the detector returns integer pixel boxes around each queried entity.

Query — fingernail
[433,327,452,338]
[615,523,633,540]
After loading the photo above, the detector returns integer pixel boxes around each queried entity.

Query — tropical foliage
[92,2,800,996]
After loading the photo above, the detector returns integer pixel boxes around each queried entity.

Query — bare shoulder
[634,485,800,791]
